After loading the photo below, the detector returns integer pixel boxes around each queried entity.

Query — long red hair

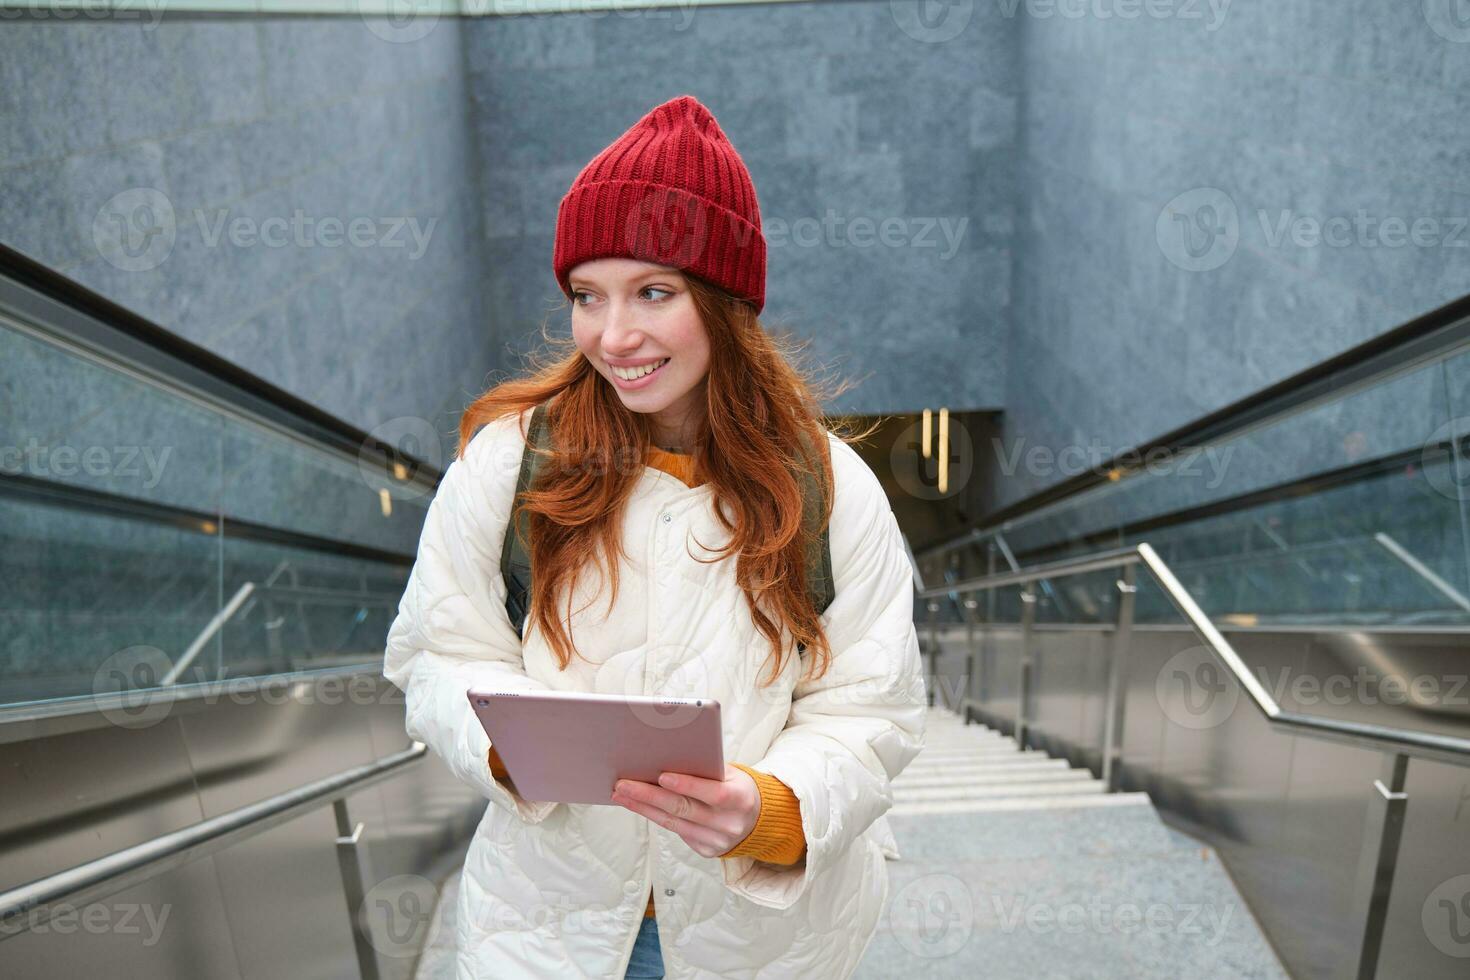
[457,271,880,687]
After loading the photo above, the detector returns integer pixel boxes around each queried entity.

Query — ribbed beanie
[553,94,766,314]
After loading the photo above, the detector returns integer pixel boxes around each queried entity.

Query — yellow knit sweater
[485,443,808,918]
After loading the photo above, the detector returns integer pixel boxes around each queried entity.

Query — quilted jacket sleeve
[721,437,927,909]
[382,408,558,824]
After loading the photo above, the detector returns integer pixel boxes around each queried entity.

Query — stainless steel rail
[918,540,1470,980]
[0,661,388,745]
[0,739,427,979]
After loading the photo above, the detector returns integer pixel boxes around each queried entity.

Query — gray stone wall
[0,14,494,446]
[461,0,1018,417]
[999,0,1470,507]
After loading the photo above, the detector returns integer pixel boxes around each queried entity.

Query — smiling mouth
[609,357,670,382]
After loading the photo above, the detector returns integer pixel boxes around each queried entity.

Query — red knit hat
[553,94,766,314]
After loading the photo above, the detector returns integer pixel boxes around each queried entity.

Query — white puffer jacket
[382,406,927,979]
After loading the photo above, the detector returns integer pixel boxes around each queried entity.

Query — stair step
[916,745,1041,758]
[893,768,1095,790]
[894,779,1106,803]
[903,756,1069,775]
[889,791,1153,817]
[917,740,1011,758]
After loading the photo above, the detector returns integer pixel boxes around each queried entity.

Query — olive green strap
[795,425,835,657]
[500,402,550,639]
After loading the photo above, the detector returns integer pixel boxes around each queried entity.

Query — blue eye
[572,286,672,306]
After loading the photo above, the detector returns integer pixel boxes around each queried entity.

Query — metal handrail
[924,539,1468,979]
[1374,532,1470,614]
[919,541,1470,769]
[0,661,388,744]
[0,740,427,941]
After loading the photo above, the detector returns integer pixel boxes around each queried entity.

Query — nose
[601,298,644,354]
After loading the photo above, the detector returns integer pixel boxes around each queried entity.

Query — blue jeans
[624,915,664,978]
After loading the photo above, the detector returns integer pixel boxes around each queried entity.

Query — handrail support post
[925,599,939,708]
[961,596,978,722]
[1017,588,1037,749]
[1101,567,1138,791]
[334,797,382,980]
[1350,753,1410,980]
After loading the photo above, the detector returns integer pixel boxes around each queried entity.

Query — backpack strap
[500,402,551,639]
[794,425,835,657]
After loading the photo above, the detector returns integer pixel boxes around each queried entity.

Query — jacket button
[664,888,675,897]
[661,513,672,524]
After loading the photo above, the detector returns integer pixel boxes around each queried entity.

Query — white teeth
[612,358,668,381]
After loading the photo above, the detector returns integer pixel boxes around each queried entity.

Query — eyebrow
[568,269,681,289]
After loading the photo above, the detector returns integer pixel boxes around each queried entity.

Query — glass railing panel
[942,313,1470,631]
[1032,567,1119,626]
[0,301,422,709]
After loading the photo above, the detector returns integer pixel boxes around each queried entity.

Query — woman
[383,94,926,980]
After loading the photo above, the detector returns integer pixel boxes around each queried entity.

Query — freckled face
[569,258,710,439]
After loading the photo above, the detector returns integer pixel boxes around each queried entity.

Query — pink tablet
[466,688,724,805]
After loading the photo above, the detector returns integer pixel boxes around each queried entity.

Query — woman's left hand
[611,765,760,858]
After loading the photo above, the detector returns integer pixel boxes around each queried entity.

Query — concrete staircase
[854,707,1292,978]
[411,708,1293,978]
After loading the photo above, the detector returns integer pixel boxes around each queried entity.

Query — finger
[654,769,736,808]
[615,779,720,826]
[615,794,729,853]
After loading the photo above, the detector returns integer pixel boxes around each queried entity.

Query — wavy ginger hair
[456,271,880,688]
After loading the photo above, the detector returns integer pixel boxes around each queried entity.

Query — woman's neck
[647,387,705,455]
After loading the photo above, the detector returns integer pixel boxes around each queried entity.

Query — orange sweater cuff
[491,749,807,867]
[720,763,807,866]
[488,743,510,781]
